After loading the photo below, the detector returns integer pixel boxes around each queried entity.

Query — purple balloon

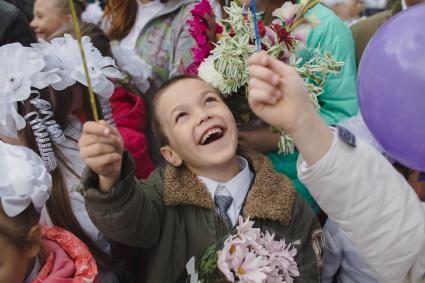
[358,3,425,171]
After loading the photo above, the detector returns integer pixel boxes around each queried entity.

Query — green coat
[267,4,359,213]
[82,151,322,282]
[350,9,397,68]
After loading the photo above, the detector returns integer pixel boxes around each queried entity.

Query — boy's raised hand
[248,52,333,165]
[79,121,124,193]
[248,52,315,134]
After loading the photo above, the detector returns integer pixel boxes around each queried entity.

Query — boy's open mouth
[200,127,224,145]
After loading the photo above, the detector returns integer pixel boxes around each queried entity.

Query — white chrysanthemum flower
[0,43,60,138]
[33,34,123,99]
[81,2,104,25]
[111,45,152,92]
[197,56,226,92]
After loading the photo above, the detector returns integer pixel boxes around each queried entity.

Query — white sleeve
[297,129,425,282]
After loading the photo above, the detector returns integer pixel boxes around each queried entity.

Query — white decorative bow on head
[0,141,51,217]
[81,1,104,25]
[0,43,60,138]
[111,44,152,92]
[33,34,123,99]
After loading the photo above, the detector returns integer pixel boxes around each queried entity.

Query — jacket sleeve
[322,220,343,282]
[288,194,323,282]
[169,3,196,77]
[297,129,425,282]
[110,87,156,179]
[82,152,165,249]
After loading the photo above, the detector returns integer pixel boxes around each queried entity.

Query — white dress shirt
[198,156,253,226]
[120,0,165,50]
[298,128,425,283]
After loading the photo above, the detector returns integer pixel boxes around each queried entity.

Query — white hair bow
[0,141,51,217]
[0,43,60,138]
[111,44,152,93]
[81,2,104,25]
[33,34,123,99]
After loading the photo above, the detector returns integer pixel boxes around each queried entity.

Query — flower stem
[287,0,320,32]
[68,0,100,121]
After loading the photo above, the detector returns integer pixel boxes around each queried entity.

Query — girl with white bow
[0,34,122,281]
[0,141,98,283]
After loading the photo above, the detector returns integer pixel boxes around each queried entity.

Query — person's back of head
[0,0,36,46]
[3,0,34,21]
[0,203,44,283]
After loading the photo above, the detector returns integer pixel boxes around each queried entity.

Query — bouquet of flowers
[186,0,344,154]
[186,217,299,283]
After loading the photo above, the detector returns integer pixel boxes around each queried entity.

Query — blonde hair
[54,0,86,17]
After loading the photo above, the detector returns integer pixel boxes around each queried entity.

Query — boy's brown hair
[151,75,198,147]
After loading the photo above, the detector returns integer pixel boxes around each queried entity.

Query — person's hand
[248,51,315,134]
[79,121,124,193]
[248,52,333,165]
[238,128,280,153]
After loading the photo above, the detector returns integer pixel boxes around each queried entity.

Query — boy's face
[157,78,238,173]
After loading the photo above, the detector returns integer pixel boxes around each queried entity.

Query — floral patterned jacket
[130,0,197,98]
[32,225,98,283]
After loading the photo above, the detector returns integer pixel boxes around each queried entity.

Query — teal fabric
[267,4,358,213]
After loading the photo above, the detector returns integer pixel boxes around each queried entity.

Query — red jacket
[110,86,155,178]
[33,225,98,283]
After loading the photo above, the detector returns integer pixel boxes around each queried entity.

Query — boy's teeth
[201,127,223,144]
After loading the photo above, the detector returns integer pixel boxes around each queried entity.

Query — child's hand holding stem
[79,121,124,193]
[248,52,333,165]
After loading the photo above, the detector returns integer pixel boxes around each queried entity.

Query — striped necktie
[214,185,233,229]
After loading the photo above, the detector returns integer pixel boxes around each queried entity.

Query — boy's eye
[205,96,217,105]
[175,112,187,123]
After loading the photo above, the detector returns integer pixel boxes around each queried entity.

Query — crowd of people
[0,0,424,282]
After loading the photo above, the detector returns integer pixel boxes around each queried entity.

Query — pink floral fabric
[32,225,98,283]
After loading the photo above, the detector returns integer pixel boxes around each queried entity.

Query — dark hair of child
[150,74,198,147]
[16,23,122,271]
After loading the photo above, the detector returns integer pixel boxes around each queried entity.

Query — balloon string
[250,0,261,52]
[68,0,100,121]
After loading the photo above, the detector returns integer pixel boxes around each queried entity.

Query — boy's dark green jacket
[82,150,323,282]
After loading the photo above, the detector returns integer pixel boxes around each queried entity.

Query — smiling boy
[79,75,322,282]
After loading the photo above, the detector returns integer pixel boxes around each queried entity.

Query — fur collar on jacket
[163,150,296,226]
